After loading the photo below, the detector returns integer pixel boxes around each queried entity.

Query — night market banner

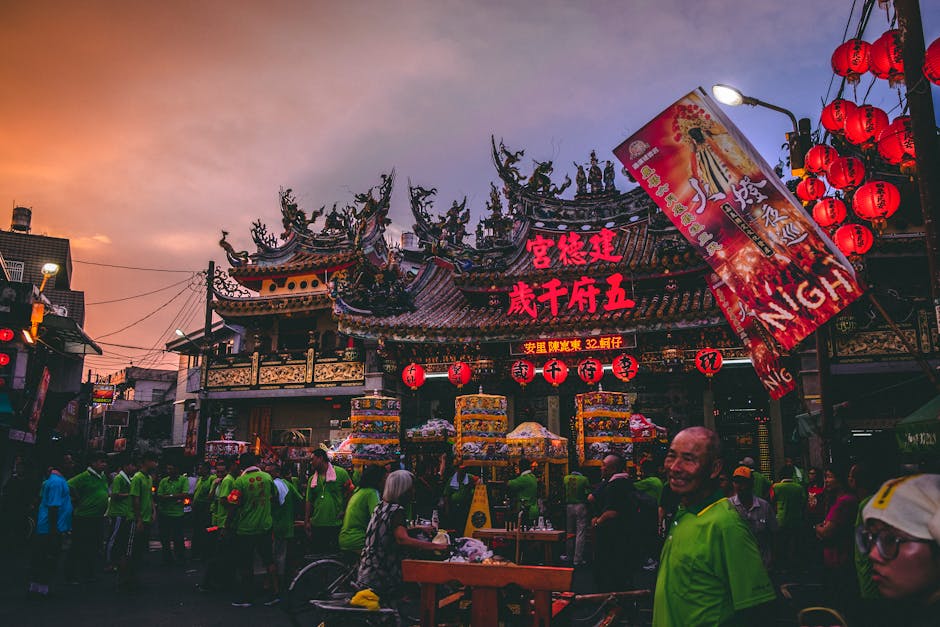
[708,273,796,400]
[613,89,862,351]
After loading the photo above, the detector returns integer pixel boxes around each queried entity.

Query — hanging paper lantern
[796,177,827,203]
[510,359,535,387]
[695,347,723,378]
[804,145,839,174]
[812,198,848,228]
[844,105,889,146]
[576,358,604,385]
[447,361,472,388]
[834,223,875,256]
[542,358,568,387]
[870,29,904,86]
[924,37,940,86]
[852,181,900,226]
[877,116,916,167]
[831,39,871,83]
[401,363,426,390]
[827,157,866,190]
[820,99,858,133]
[611,354,639,382]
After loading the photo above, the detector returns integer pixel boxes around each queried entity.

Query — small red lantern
[831,39,871,83]
[510,359,535,387]
[576,358,604,385]
[820,99,857,133]
[0,354,9,367]
[0,328,13,342]
[877,116,916,168]
[804,145,839,174]
[870,30,904,86]
[923,37,940,86]
[853,181,900,229]
[542,358,568,387]
[834,223,875,257]
[611,354,639,382]
[402,363,426,390]
[796,177,827,203]
[447,361,472,388]
[827,157,866,190]
[695,348,723,378]
[844,105,889,146]
[812,198,848,228]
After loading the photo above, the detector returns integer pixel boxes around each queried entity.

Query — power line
[97,341,173,351]
[86,274,198,305]
[95,284,198,339]
[74,259,199,273]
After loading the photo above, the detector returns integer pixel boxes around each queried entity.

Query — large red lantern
[812,198,848,228]
[844,105,889,146]
[870,30,904,86]
[0,354,9,367]
[542,358,568,387]
[852,181,900,228]
[827,157,866,190]
[804,145,839,175]
[834,224,875,257]
[796,177,827,203]
[510,359,535,387]
[877,116,916,168]
[821,99,857,133]
[695,348,723,378]
[611,354,639,382]
[576,358,604,385]
[447,361,472,388]
[402,363,425,390]
[831,39,871,83]
[923,37,940,86]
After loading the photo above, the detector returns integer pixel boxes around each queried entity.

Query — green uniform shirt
[634,476,664,505]
[212,474,236,528]
[653,491,776,627]
[193,476,215,506]
[339,487,380,553]
[752,471,771,500]
[306,465,351,528]
[272,478,303,539]
[563,473,590,505]
[772,479,805,529]
[233,469,273,535]
[507,471,539,520]
[855,495,880,600]
[157,475,189,518]
[68,468,110,519]
[129,471,154,523]
[106,472,133,519]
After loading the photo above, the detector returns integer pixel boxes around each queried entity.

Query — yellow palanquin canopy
[506,421,568,462]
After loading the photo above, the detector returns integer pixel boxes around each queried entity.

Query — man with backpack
[591,454,646,591]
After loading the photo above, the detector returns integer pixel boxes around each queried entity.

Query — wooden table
[402,559,573,627]
[472,528,566,565]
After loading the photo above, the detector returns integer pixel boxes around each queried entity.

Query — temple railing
[205,348,365,391]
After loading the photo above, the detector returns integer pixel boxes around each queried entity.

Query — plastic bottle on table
[431,509,440,530]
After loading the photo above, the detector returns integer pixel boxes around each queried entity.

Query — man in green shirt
[562,467,590,566]
[123,451,158,590]
[339,465,385,557]
[443,464,478,531]
[741,456,772,500]
[64,451,110,583]
[653,428,775,627]
[771,464,805,573]
[156,462,189,565]
[230,453,276,607]
[198,458,238,593]
[304,448,353,555]
[105,456,137,571]
[267,461,304,585]
[190,462,213,560]
[507,458,539,524]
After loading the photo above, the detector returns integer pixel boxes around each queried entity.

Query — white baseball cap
[862,474,940,542]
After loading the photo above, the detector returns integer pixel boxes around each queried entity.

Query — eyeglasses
[855,526,934,561]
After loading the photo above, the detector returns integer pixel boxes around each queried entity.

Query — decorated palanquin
[576,391,637,467]
[455,394,509,466]
[405,418,456,444]
[349,395,401,466]
[506,422,568,463]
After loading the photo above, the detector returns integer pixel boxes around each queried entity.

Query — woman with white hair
[355,470,443,600]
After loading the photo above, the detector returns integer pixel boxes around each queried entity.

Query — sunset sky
[1,1,937,376]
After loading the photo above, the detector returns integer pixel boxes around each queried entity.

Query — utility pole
[195,260,214,460]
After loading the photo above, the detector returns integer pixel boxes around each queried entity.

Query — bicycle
[284,552,358,627]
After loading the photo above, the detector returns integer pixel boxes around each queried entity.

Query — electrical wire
[74,259,199,273]
[95,283,197,339]
[86,274,198,305]
[135,289,204,370]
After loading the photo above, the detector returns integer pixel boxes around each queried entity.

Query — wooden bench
[402,559,573,627]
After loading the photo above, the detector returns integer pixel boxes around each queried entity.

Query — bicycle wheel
[285,558,351,625]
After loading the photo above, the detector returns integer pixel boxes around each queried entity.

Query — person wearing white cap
[858,474,940,626]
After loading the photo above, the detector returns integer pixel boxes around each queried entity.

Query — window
[5,260,23,282]
[151,389,166,403]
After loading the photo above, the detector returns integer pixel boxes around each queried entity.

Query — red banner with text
[613,89,862,350]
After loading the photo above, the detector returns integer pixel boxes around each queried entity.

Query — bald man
[591,454,637,591]
[652,427,776,627]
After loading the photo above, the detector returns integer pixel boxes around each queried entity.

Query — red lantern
[827,157,865,190]
[831,39,871,83]
[576,358,604,385]
[402,363,425,390]
[844,105,889,146]
[0,354,9,367]
[870,30,904,86]
[796,177,827,203]
[923,37,940,86]
[877,116,916,167]
[812,198,848,228]
[695,348,723,378]
[820,99,857,133]
[510,359,535,387]
[611,354,639,382]
[804,145,839,174]
[834,224,875,257]
[852,181,900,228]
[226,488,242,505]
[542,358,568,387]
[447,361,472,388]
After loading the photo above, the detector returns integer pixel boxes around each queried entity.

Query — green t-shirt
[129,471,154,523]
[193,476,215,505]
[507,471,539,520]
[212,474,236,528]
[855,495,880,600]
[634,476,664,505]
[339,487,380,553]
[233,469,273,535]
[653,492,776,627]
[68,468,110,519]
[157,475,189,518]
[306,465,351,528]
[106,472,133,519]
[772,479,805,529]
[752,471,771,500]
[272,478,303,539]
[563,473,590,505]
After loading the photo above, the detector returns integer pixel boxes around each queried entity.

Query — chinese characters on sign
[510,334,633,356]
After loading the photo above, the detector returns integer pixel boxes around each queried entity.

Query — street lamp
[39,263,59,292]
